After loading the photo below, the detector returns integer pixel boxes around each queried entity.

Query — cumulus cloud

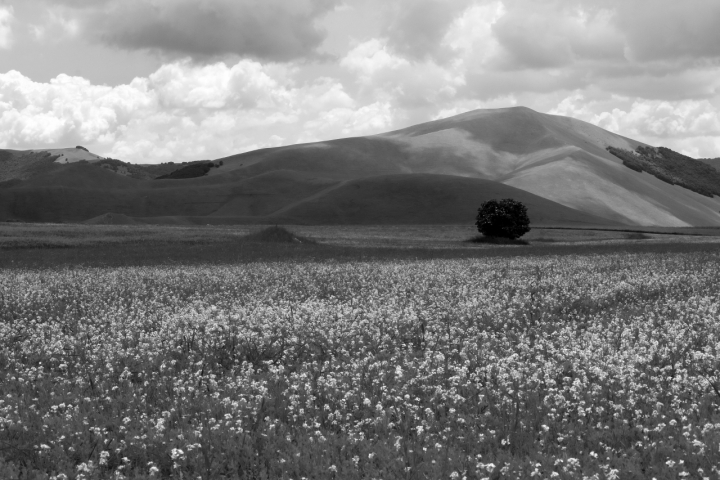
[0,6,15,49]
[40,0,338,61]
[342,38,466,101]
[550,92,720,157]
[0,60,392,162]
[4,0,720,159]
[382,0,474,61]
[492,4,623,69]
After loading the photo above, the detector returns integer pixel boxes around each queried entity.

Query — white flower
[171,448,185,461]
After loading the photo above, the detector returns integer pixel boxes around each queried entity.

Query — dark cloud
[615,0,720,62]
[50,0,338,61]
[382,0,473,60]
[492,0,720,68]
[491,2,624,70]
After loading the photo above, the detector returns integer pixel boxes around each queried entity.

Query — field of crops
[2,251,720,479]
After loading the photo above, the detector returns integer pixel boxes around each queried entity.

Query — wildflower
[171,448,185,461]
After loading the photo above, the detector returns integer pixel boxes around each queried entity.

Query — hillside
[2,106,720,227]
[607,146,720,197]
[265,174,615,226]
[210,107,720,226]
[699,157,720,171]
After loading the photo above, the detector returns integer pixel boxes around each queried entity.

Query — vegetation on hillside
[156,161,220,179]
[93,158,159,179]
[698,157,720,172]
[88,159,224,180]
[607,145,720,197]
[0,150,60,183]
[2,252,720,478]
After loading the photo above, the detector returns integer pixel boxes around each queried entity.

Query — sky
[0,0,719,163]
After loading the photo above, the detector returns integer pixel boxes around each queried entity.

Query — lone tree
[476,198,531,239]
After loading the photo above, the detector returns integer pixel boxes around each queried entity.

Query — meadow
[2,224,720,479]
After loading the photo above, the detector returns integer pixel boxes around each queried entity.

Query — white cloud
[550,92,720,157]
[341,40,410,83]
[0,6,15,49]
[0,60,395,162]
[340,38,465,120]
[3,0,720,159]
[301,101,394,142]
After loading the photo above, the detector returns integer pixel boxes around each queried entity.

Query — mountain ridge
[2,106,719,227]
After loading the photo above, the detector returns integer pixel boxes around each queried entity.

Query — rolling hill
[2,107,720,227]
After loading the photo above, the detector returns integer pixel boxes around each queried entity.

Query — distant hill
[0,147,217,182]
[3,107,720,227]
[698,157,720,171]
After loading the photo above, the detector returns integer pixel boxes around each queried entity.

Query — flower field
[2,252,720,479]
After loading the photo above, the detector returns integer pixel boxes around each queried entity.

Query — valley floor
[1,222,720,268]
[2,223,720,479]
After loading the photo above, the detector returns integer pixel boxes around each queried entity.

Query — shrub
[241,225,316,244]
[156,162,215,180]
[475,198,531,240]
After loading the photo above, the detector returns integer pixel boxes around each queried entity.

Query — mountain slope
[269,174,615,226]
[213,107,720,226]
[3,106,720,227]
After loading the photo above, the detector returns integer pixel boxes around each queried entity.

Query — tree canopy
[475,198,531,239]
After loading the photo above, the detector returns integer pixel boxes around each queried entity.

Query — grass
[464,235,529,245]
[624,232,651,240]
[530,237,557,243]
[1,223,719,269]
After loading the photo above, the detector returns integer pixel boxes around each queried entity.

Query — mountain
[2,107,720,227]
